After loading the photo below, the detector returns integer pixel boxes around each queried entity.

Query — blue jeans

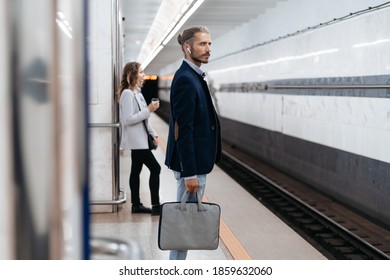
[169,171,206,260]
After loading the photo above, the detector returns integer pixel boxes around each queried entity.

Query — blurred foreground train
[153,3,390,229]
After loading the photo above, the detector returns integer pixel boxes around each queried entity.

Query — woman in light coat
[117,62,161,215]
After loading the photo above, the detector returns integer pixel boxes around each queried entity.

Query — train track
[217,148,390,260]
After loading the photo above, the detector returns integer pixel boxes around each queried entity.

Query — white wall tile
[88,0,114,200]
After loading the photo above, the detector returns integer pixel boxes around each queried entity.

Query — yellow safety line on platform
[203,196,252,260]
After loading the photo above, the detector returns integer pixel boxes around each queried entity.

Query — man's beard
[192,55,209,64]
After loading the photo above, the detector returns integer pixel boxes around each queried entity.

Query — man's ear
[184,43,191,54]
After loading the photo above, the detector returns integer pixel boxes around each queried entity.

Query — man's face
[187,32,212,66]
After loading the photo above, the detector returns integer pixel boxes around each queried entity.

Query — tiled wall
[88,0,114,201]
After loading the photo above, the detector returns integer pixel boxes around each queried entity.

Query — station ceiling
[121,0,285,74]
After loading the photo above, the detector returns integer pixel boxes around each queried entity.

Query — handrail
[90,188,126,205]
[90,237,144,260]
[88,122,125,208]
[88,122,120,128]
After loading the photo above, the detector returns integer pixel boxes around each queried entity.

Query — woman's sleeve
[120,92,151,126]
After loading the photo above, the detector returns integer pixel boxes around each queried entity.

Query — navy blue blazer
[165,61,221,177]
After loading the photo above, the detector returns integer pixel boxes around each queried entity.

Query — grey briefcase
[158,192,221,251]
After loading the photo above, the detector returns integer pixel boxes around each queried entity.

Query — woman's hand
[148,101,160,112]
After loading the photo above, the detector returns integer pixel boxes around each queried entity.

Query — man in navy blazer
[165,26,221,260]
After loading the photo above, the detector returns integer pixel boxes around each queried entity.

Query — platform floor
[90,113,327,260]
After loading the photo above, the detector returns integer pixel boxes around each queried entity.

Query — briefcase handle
[179,192,207,211]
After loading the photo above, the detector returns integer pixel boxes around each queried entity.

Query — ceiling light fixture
[141,0,205,70]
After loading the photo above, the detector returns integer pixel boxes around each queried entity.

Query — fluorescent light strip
[162,0,205,45]
[142,45,163,69]
[141,0,205,70]
[209,48,339,75]
[353,38,390,48]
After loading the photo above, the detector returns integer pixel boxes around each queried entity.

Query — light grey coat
[119,89,157,150]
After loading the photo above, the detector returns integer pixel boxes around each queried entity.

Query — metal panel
[10,0,57,260]
[8,0,88,259]
[0,0,13,260]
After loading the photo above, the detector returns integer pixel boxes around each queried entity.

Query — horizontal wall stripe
[219,75,390,98]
